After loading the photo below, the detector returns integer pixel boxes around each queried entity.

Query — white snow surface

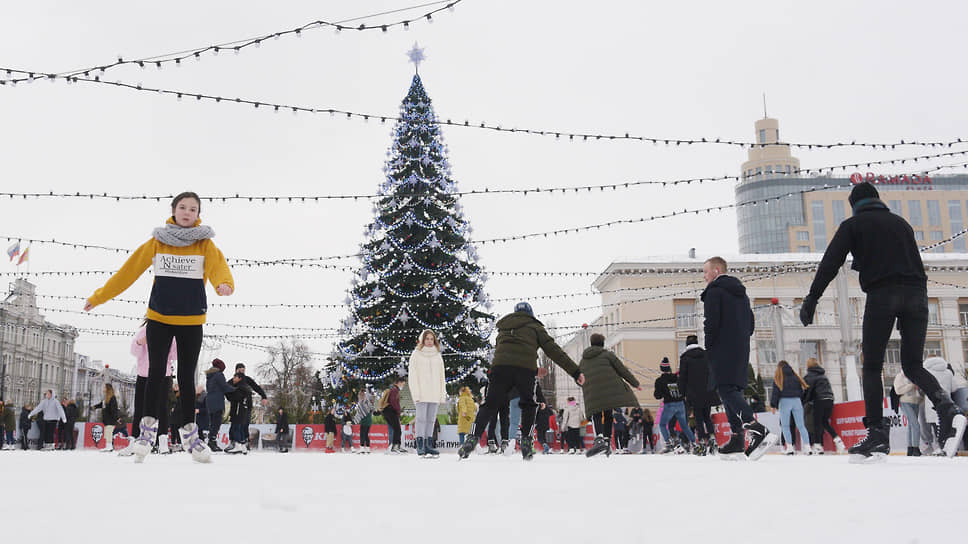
[2,450,965,543]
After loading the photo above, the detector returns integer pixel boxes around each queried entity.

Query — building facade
[561,254,968,411]
[737,117,968,254]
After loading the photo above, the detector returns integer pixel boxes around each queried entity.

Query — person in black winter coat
[204,358,234,450]
[234,363,268,446]
[535,404,554,454]
[225,373,252,453]
[701,256,776,459]
[64,399,79,449]
[799,182,966,460]
[275,408,290,453]
[678,335,719,452]
[20,405,32,450]
[803,358,845,454]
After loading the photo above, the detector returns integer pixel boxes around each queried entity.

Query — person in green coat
[580,333,641,457]
[458,302,585,461]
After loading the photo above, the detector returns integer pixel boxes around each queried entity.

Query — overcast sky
[2,0,966,375]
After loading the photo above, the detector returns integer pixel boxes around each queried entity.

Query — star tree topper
[407,42,426,73]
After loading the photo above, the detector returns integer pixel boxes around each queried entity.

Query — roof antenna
[762,93,768,118]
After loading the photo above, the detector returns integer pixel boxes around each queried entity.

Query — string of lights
[1,149,964,205]
[3,71,964,152]
[0,1,462,84]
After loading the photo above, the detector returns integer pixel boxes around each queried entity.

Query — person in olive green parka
[580,333,641,457]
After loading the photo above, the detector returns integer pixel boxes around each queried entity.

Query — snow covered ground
[2,450,965,543]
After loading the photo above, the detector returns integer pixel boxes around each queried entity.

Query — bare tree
[256,339,315,422]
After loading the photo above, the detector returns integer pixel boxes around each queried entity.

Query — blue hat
[514,301,534,316]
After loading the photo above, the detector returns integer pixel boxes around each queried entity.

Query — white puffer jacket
[408,345,446,404]
[924,357,953,424]
[948,358,968,391]
[893,372,923,404]
[561,403,584,430]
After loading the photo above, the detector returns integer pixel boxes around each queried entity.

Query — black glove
[800,295,818,326]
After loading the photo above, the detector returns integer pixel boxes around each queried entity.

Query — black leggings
[487,402,510,442]
[145,320,203,427]
[591,411,613,439]
[861,286,949,426]
[811,399,839,444]
[360,423,371,447]
[384,409,401,446]
[209,408,223,443]
[692,402,714,440]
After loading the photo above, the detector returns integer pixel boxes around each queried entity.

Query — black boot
[457,436,478,459]
[520,436,535,461]
[586,436,611,458]
[743,420,777,461]
[848,419,890,463]
[718,431,745,460]
[906,446,921,457]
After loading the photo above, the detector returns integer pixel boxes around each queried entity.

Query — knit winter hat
[212,359,225,371]
[849,182,879,207]
[514,301,534,316]
[660,357,672,372]
[235,362,246,370]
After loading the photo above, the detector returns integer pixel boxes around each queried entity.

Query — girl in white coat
[408,329,446,458]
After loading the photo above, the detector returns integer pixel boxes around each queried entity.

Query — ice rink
[2,449,966,543]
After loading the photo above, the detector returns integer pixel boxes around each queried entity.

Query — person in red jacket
[383,377,408,454]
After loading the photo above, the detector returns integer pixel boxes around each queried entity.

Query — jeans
[414,402,438,438]
[384,408,401,446]
[4,429,13,445]
[458,432,466,445]
[508,397,522,440]
[717,384,755,434]
[811,399,839,444]
[209,409,223,444]
[861,286,949,426]
[900,402,921,448]
[778,397,810,446]
[658,401,695,444]
[229,421,244,443]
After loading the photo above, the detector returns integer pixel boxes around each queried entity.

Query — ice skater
[701,256,776,460]
[579,333,641,458]
[118,321,177,457]
[84,191,234,463]
[408,329,446,458]
[458,302,584,461]
[799,182,966,461]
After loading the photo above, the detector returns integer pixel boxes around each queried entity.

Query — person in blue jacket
[204,358,235,451]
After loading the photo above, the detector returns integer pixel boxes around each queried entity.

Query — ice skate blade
[943,414,967,458]
[849,452,886,464]
[746,433,778,462]
[718,452,747,462]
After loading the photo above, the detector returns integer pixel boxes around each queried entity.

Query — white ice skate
[943,414,967,458]
[833,436,846,454]
[503,438,517,457]
[158,434,171,454]
[131,417,158,463]
[811,443,824,455]
[225,441,248,455]
[179,423,212,463]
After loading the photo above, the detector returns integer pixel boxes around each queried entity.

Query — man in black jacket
[654,358,694,453]
[234,363,268,449]
[702,256,777,460]
[678,335,718,455]
[64,399,79,450]
[800,182,967,461]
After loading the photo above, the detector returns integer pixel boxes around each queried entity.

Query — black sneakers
[585,436,611,458]
[848,421,890,464]
[743,420,777,461]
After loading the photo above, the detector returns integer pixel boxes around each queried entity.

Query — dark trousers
[487,402,510,442]
[470,366,538,441]
[384,409,401,446]
[20,425,29,450]
[692,401,714,440]
[240,406,251,444]
[811,399,838,444]
[43,420,57,444]
[277,430,289,451]
[132,376,147,438]
[65,420,77,449]
[862,286,949,426]
[643,423,656,450]
[360,423,371,447]
[145,320,203,427]
[565,428,583,450]
[209,408,223,443]
[717,384,754,434]
[591,411,614,439]
[615,429,629,449]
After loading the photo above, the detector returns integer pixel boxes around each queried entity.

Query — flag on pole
[17,246,29,265]
[6,242,20,262]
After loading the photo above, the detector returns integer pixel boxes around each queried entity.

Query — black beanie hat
[849,182,879,207]
[660,357,671,372]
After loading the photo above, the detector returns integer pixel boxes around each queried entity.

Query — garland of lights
[0,1,462,84]
[4,72,965,152]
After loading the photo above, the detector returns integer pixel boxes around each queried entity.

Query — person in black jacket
[225,372,252,454]
[275,408,290,453]
[702,256,777,460]
[204,358,235,451]
[535,403,554,454]
[654,357,694,453]
[19,405,32,450]
[800,182,966,460]
[91,384,121,451]
[64,399,79,450]
[234,363,268,448]
[678,335,718,455]
[803,358,846,454]
[769,361,811,455]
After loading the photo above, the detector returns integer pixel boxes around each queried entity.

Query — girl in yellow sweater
[84,192,234,463]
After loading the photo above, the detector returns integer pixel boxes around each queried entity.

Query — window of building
[925,340,943,358]
[753,299,774,328]
[930,231,945,253]
[757,340,778,368]
[928,299,940,325]
[831,200,846,225]
[927,200,941,227]
[909,201,922,226]
[759,129,766,144]
[797,231,810,241]
[914,231,925,241]
[889,200,902,215]
[798,245,810,253]
[765,165,773,175]
[675,300,696,329]
[776,128,780,141]
[800,340,822,368]
[959,302,968,326]
[949,200,966,251]
[963,341,968,369]
[786,165,792,174]
[755,167,762,177]
[811,200,826,250]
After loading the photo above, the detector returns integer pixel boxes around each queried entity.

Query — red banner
[82,422,132,449]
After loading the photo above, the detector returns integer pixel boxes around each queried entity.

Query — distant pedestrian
[29,390,66,450]
[803,358,846,454]
[769,361,811,455]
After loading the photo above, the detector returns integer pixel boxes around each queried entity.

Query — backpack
[377,388,392,411]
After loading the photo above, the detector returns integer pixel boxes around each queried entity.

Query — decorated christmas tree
[322,45,494,409]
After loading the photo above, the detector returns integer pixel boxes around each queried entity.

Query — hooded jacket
[893,372,923,405]
[457,390,477,434]
[770,365,806,408]
[948,358,968,391]
[701,274,755,388]
[923,357,953,424]
[803,365,835,403]
[92,396,120,426]
[808,199,926,298]
[492,312,580,378]
[29,396,66,422]
[579,346,639,417]
[408,331,447,404]
[86,217,234,326]
[677,344,718,405]
[205,366,236,411]
[131,325,176,378]
[561,402,583,430]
